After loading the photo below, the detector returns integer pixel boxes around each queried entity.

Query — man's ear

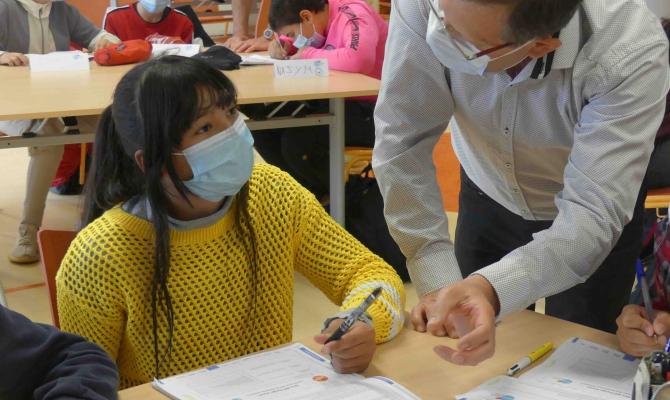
[527,37,562,59]
[134,149,146,173]
[299,10,314,24]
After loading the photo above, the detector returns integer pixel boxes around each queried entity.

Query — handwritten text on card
[274,59,329,78]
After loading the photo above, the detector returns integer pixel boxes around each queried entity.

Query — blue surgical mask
[293,22,327,49]
[173,115,255,202]
[139,0,171,14]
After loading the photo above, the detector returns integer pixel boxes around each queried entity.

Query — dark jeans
[455,168,646,333]
[250,100,376,199]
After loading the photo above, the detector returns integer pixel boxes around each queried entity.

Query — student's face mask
[425,0,532,75]
[173,114,255,203]
[293,22,327,49]
[139,0,171,14]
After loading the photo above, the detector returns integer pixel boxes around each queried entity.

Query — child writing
[56,56,405,389]
[250,0,387,202]
[0,0,120,264]
[104,0,201,45]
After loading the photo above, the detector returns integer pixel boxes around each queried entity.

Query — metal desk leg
[0,281,7,308]
[329,98,346,227]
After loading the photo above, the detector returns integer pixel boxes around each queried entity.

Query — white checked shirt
[373,0,670,318]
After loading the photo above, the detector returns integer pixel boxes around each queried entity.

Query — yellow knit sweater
[56,164,405,389]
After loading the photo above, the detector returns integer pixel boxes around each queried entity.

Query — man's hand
[95,39,115,51]
[0,52,29,66]
[235,37,271,53]
[223,35,249,51]
[314,319,377,374]
[413,275,499,366]
[291,47,307,60]
[617,304,670,357]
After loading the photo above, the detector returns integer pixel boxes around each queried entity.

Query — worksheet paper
[27,51,90,72]
[151,44,201,58]
[456,338,640,400]
[152,343,420,400]
[240,55,276,66]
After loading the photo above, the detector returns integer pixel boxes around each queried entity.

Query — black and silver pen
[325,287,383,344]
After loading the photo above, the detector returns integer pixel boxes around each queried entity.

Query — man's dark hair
[473,0,583,44]
[268,0,327,32]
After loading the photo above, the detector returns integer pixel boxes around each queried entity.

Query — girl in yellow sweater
[56,56,405,389]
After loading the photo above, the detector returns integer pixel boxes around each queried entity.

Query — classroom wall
[66,0,135,28]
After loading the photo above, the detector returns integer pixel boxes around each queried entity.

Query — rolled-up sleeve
[372,0,459,298]
[475,40,670,318]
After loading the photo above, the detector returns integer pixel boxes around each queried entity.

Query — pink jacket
[282,0,387,102]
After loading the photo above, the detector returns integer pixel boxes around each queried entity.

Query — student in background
[258,0,387,201]
[0,305,119,400]
[0,0,120,264]
[57,56,405,389]
[103,0,201,45]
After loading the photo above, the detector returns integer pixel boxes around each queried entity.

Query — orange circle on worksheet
[313,376,329,382]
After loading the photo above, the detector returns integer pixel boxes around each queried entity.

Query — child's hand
[291,47,306,60]
[616,304,670,357]
[0,52,29,66]
[314,319,377,374]
[269,39,291,60]
[95,39,115,51]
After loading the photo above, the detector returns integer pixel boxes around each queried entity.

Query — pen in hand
[275,36,288,60]
[325,287,383,345]
[637,259,658,343]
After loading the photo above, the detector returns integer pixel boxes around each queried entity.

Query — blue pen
[637,259,658,344]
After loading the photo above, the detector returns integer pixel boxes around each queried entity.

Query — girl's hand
[616,304,670,357]
[291,47,306,60]
[0,52,29,66]
[314,320,377,374]
[269,39,291,60]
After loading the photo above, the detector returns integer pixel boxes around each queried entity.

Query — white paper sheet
[241,55,276,66]
[455,376,604,400]
[27,51,90,72]
[151,44,201,58]
[153,343,420,400]
[456,338,641,400]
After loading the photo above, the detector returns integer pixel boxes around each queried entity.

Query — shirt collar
[551,8,583,70]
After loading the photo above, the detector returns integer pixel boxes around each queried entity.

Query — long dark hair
[82,56,259,378]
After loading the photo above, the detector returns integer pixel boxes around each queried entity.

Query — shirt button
[506,163,512,168]
[512,189,519,193]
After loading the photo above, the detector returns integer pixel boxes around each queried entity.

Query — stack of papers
[240,54,277,66]
[151,44,201,59]
[456,338,641,400]
[153,343,420,400]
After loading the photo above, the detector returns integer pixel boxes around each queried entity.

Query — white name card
[274,59,329,78]
[27,51,90,72]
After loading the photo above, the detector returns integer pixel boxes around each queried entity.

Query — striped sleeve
[290,173,405,343]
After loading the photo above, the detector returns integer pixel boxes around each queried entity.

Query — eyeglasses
[427,0,514,61]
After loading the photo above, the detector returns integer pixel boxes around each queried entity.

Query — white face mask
[425,0,531,75]
[293,22,327,49]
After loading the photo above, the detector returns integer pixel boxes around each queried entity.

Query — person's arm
[182,20,195,44]
[101,9,119,39]
[63,3,121,50]
[56,236,127,364]
[287,173,406,344]
[300,8,379,74]
[372,0,457,299]
[223,0,254,49]
[473,41,670,319]
[0,305,119,400]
